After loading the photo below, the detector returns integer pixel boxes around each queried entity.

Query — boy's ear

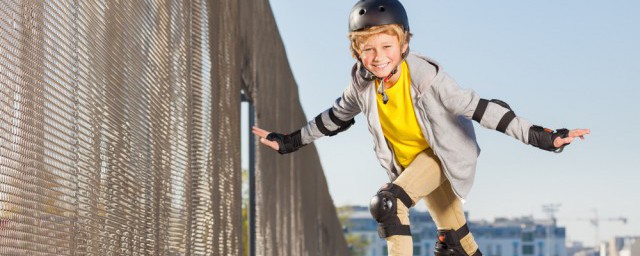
[401,43,409,55]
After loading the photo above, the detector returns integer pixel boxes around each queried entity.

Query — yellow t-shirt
[376,61,430,168]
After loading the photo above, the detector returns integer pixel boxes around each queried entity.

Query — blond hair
[349,24,412,59]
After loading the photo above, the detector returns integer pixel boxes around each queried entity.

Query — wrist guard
[266,130,304,154]
[528,125,570,153]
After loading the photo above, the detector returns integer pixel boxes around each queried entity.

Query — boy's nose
[373,53,383,61]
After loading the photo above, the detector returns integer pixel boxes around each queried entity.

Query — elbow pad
[315,109,355,137]
[528,125,570,153]
[472,99,516,134]
[266,130,304,154]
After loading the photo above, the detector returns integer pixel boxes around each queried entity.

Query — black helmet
[348,0,409,32]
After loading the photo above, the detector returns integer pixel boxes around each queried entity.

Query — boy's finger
[569,129,589,138]
[252,126,265,133]
[560,137,573,145]
[259,138,279,150]
[252,127,270,137]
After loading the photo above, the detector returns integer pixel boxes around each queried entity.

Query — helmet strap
[376,69,396,104]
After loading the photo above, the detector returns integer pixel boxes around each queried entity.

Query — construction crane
[575,209,627,246]
[543,203,561,225]
[543,205,628,249]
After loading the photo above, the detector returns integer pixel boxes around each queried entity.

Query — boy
[252,0,590,255]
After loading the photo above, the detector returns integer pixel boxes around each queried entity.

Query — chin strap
[376,69,397,104]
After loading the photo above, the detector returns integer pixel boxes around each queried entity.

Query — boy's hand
[553,128,590,148]
[252,126,280,151]
[252,126,304,154]
[529,126,590,152]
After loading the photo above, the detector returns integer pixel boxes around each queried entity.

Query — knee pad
[368,183,413,238]
[434,224,482,256]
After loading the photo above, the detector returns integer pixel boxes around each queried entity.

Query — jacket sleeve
[435,72,532,144]
[300,84,361,145]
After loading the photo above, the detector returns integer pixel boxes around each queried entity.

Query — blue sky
[244,0,640,246]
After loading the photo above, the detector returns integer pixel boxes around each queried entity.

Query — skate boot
[434,225,482,256]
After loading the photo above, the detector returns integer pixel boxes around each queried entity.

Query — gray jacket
[300,52,532,200]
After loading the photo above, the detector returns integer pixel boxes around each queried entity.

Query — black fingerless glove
[528,125,570,153]
[266,130,304,154]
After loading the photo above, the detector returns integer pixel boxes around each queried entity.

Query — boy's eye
[362,48,372,52]
[383,45,392,49]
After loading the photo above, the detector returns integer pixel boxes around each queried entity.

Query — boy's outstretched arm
[252,84,361,155]
[469,97,590,152]
[252,99,358,155]
[435,72,590,152]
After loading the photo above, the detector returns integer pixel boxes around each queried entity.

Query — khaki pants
[385,148,479,256]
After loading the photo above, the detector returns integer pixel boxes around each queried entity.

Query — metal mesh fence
[0,0,346,255]
[238,1,349,255]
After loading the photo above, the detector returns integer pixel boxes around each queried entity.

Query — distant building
[566,241,598,256]
[572,248,599,256]
[344,206,567,256]
[600,237,640,256]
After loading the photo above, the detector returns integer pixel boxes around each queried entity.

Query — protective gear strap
[315,111,355,137]
[455,223,470,240]
[473,99,516,133]
[435,228,463,256]
[328,109,356,134]
[379,225,411,238]
[266,130,304,154]
[435,224,481,256]
[386,183,413,208]
[496,111,516,133]
[314,114,332,136]
[369,183,413,238]
[328,109,351,127]
[528,125,570,153]
[377,70,396,104]
[472,99,489,123]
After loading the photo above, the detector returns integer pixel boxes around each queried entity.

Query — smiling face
[358,32,408,79]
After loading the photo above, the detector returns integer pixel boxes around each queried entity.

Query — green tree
[242,169,249,256]
[337,206,371,256]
